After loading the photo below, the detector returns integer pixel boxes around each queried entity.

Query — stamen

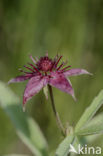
[24,65,34,72]
[18,68,32,74]
[55,55,62,67]
[28,63,41,74]
[61,65,71,72]
[52,55,60,69]
[57,62,64,70]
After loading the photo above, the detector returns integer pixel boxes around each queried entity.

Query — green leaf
[75,90,103,133]
[70,137,79,156]
[55,135,74,156]
[84,134,102,144]
[0,81,48,156]
[76,113,103,135]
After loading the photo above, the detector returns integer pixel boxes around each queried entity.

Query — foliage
[0,82,103,156]
[0,0,103,155]
[0,81,48,156]
[56,90,103,156]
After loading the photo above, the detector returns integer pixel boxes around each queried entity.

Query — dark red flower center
[37,57,53,72]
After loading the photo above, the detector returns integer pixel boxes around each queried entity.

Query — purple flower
[8,53,91,107]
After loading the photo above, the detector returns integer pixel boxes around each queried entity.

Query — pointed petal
[49,72,76,100]
[64,68,92,77]
[8,75,30,84]
[23,76,48,105]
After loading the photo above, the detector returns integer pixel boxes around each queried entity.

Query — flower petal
[23,76,48,106]
[49,72,76,100]
[8,75,30,84]
[64,68,92,77]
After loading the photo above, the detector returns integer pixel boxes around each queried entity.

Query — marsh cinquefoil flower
[8,53,91,107]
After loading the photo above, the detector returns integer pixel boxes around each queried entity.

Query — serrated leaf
[75,90,103,133]
[55,135,74,156]
[76,113,103,136]
[0,81,48,156]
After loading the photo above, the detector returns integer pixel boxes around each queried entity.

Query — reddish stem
[48,85,66,136]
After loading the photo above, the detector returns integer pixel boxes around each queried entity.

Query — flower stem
[48,85,65,136]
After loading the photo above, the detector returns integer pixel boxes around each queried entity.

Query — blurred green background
[0,0,103,155]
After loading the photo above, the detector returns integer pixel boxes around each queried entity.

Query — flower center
[37,57,53,72]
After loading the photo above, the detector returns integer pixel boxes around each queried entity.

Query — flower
[8,53,91,107]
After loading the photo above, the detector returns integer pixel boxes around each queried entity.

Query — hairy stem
[48,85,65,136]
